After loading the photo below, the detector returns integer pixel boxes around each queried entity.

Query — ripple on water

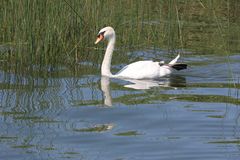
[0,53,240,160]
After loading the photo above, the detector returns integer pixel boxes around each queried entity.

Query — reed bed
[0,0,239,70]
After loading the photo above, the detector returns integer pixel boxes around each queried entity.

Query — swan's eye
[98,31,105,37]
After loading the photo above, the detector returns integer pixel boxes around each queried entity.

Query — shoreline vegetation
[0,0,239,71]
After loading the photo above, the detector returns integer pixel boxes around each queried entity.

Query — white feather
[115,61,172,79]
[169,54,180,65]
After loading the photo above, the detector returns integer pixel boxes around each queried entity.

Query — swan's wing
[115,61,162,79]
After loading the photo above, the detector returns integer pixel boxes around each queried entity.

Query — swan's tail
[168,54,187,71]
[170,63,187,71]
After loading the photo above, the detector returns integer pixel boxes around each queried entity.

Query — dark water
[0,51,240,160]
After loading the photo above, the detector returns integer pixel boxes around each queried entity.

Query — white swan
[95,26,187,79]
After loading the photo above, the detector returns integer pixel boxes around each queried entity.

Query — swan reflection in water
[100,76,186,106]
[101,76,113,106]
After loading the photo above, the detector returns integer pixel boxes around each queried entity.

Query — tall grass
[0,0,239,70]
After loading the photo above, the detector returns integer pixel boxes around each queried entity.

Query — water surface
[1,51,240,160]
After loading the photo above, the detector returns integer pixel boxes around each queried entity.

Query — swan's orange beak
[95,34,104,44]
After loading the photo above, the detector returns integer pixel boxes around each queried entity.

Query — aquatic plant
[0,0,239,70]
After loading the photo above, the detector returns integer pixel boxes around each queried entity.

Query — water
[0,50,240,160]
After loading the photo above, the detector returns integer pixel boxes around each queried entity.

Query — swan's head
[95,26,115,44]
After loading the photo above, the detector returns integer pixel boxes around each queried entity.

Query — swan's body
[95,26,187,79]
[115,60,171,79]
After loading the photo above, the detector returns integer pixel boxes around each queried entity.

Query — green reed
[0,0,239,69]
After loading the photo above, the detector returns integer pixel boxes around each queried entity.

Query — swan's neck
[101,36,115,77]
